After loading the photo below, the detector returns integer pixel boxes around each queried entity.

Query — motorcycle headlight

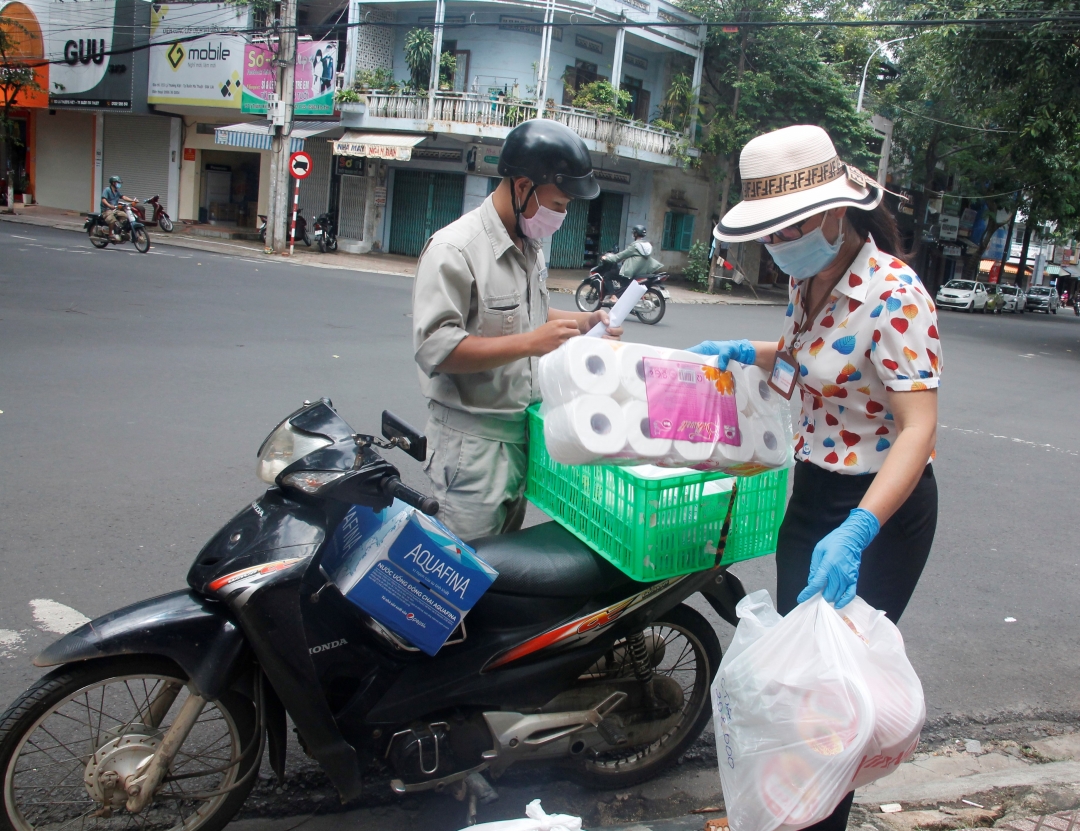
[280,470,347,494]
[256,421,333,484]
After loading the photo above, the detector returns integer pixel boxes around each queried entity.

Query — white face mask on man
[518,192,567,239]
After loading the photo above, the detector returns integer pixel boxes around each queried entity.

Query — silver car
[997,284,1026,314]
[1025,286,1060,314]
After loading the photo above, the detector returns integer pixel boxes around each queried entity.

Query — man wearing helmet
[101,175,137,242]
[412,118,621,540]
[601,224,664,278]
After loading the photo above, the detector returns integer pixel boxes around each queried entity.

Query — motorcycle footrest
[596,715,628,747]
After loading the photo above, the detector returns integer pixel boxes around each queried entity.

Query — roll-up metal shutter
[337,175,366,240]
[102,115,173,206]
[298,137,332,221]
[388,171,464,257]
[598,192,624,255]
[548,199,589,268]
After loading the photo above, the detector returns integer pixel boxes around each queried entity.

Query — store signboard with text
[148,3,248,108]
[241,40,336,116]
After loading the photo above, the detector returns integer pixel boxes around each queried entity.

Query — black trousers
[774,461,938,831]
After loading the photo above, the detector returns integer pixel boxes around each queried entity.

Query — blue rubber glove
[797,508,881,608]
[685,339,756,370]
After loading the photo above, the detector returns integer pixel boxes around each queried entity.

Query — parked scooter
[84,202,150,253]
[258,211,311,247]
[0,399,745,829]
[575,256,670,325]
[313,212,338,253]
[130,195,174,232]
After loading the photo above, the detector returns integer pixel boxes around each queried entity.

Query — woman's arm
[857,388,938,524]
[750,340,779,372]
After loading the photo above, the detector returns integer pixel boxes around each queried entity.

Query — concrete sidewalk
[0,206,785,305]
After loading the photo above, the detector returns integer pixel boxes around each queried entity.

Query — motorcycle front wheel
[132,228,151,254]
[633,288,667,325]
[158,216,174,233]
[0,656,259,831]
[575,280,602,313]
[574,604,721,789]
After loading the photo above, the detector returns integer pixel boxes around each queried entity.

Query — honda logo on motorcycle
[309,638,347,655]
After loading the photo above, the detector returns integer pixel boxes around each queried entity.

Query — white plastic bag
[461,799,582,831]
[713,591,875,831]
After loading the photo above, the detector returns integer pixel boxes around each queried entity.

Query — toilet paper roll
[613,344,669,402]
[620,400,672,459]
[669,438,717,466]
[743,365,779,417]
[664,348,712,366]
[727,361,752,413]
[539,338,620,406]
[710,432,754,464]
[544,395,627,465]
[752,420,790,467]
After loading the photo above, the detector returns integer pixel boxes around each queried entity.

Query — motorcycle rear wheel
[158,216,174,233]
[575,280,602,313]
[318,238,327,254]
[0,656,258,831]
[132,228,151,254]
[574,604,721,789]
[633,288,666,325]
[89,230,109,249]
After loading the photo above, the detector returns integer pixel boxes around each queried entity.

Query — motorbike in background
[313,212,338,253]
[0,399,745,829]
[576,255,670,325]
[84,202,150,253]
[259,210,311,247]
[131,195,173,232]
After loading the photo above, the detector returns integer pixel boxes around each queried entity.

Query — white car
[997,284,1026,314]
[935,279,988,313]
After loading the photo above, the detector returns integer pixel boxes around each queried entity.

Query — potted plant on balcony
[334,87,365,113]
[569,80,631,119]
[355,67,394,93]
[404,28,458,92]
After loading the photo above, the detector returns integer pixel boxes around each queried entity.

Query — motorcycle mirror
[381,411,427,462]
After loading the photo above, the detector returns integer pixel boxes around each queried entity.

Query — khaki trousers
[423,413,528,542]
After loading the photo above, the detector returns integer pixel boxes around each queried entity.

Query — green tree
[403,28,457,91]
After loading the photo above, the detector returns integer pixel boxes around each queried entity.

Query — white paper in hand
[585,279,648,337]
[461,799,582,831]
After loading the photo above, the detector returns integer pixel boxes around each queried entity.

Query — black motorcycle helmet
[632,224,647,238]
[499,119,600,200]
[108,175,122,187]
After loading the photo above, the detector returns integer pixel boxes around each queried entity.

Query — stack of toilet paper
[537,339,791,472]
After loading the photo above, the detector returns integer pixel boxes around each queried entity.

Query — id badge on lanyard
[769,349,799,399]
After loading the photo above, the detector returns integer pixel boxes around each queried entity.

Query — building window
[662,211,695,251]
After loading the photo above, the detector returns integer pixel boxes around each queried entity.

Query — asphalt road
[1,225,1079,822]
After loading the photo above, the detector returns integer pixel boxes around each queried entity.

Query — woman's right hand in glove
[685,339,756,370]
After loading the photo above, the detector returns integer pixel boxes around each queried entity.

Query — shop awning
[333,132,425,161]
[214,121,336,152]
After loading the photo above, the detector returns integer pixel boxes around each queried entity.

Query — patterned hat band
[741,157,871,202]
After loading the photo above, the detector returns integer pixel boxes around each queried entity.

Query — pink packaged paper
[642,358,741,445]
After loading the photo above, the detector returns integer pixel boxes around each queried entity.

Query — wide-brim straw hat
[714,125,883,244]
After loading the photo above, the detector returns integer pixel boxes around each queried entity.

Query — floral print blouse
[778,236,942,474]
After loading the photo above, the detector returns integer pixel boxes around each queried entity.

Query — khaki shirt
[412,194,549,431]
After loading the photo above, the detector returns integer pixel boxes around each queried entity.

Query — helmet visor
[554,172,600,200]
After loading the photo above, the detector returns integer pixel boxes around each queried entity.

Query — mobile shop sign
[242,40,335,116]
[148,3,248,108]
[46,0,146,110]
[334,137,414,161]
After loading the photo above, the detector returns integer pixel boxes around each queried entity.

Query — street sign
[289,151,313,180]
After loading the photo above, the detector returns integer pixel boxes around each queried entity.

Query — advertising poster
[148,3,247,108]
[43,0,147,110]
[242,40,335,116]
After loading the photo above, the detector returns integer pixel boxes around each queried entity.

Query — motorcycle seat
[471,521,646,598]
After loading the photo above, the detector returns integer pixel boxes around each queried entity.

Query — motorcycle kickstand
[453,771,498,826]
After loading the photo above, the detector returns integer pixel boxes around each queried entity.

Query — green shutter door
[388,171,465,257]
[548,199,589,268]
[678,214,696,251]
[598,192,624,255]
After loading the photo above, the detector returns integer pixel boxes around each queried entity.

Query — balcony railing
[364,91,682,158]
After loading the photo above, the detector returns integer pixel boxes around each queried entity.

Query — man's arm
[603,244,637,263]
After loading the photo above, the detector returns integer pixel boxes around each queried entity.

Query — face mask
[518,192,567,239]
[765,222,844,281]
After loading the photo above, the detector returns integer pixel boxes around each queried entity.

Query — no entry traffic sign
[289,151,312,179]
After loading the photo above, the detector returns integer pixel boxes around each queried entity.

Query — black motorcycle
[313,212,338,253]
[0,400,746,829]
[84,202,150,253]
[576,257,669,325]
[258,210,311,247]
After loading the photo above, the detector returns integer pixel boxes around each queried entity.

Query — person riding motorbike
[100,175,137,243]
[412,118,621,541]
[601,224,665,278]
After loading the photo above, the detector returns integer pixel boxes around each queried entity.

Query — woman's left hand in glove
[797,508,880,608]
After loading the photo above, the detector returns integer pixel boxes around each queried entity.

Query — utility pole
[269,0,298,253]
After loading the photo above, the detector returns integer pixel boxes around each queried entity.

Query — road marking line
[940,424,1078,457]
[0,629,24,658]
[30,599,91,634]
[10,234,36,241]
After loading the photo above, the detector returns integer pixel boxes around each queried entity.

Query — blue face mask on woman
[765,223,844,281]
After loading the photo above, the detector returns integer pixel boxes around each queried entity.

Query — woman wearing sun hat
[689,123,940,829]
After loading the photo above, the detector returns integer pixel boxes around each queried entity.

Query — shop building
[329,0,711,268]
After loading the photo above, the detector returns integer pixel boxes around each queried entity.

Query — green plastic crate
[525,406,790,582]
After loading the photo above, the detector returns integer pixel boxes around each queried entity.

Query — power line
[889,103,1018,132]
